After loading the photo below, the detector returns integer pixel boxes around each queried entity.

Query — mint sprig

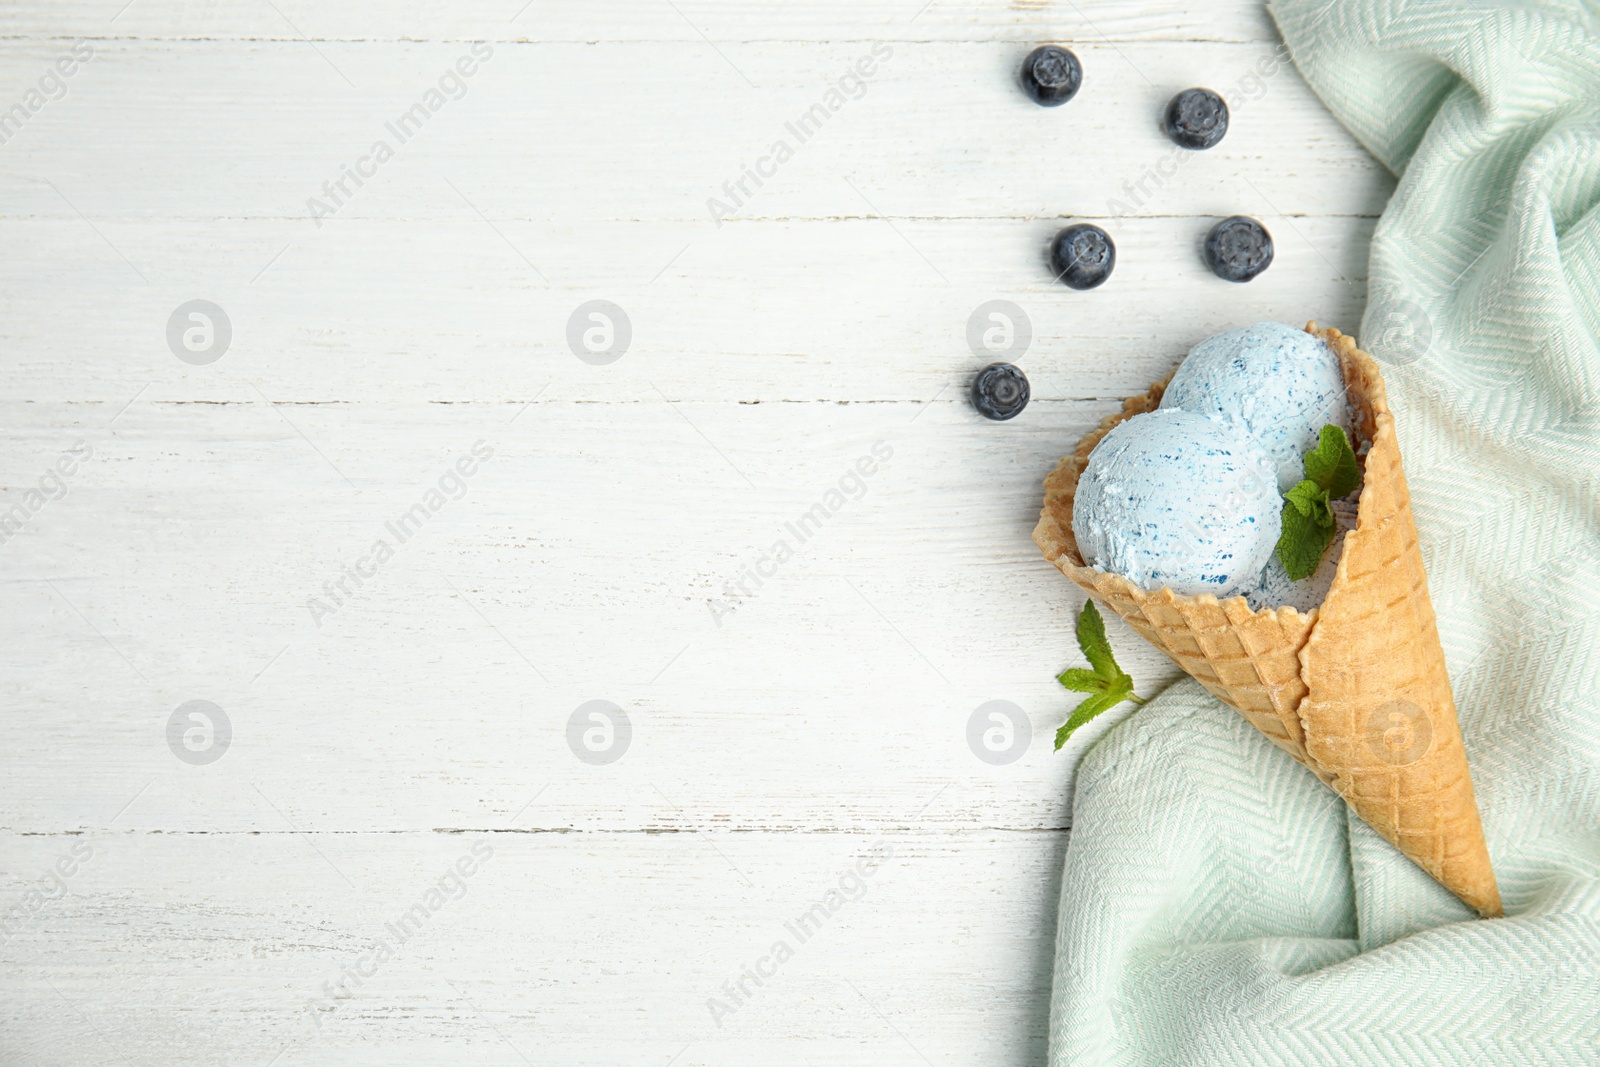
[1274,424,1361,581]
[1055,600,1145,750]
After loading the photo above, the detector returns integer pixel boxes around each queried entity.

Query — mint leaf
[1276,499,1333,580]
[1285,479,1333,528]
[1075,597,1118,680]
[1056,668,1105,694]
[1054,600,1145,751]
[1055,689,1129,750]
[1273,425,1359,583]
[1303,425,1361,499]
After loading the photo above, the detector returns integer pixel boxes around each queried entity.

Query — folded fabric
[1049,2,1600,1063]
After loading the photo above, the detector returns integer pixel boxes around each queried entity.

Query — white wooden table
[0,3,1390,1063]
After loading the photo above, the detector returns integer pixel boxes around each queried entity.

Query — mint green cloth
[1050,2,1600,1063]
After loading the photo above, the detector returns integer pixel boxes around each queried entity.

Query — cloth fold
[1049,1,1600,1062]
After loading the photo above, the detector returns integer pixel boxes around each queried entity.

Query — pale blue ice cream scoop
[1160,322,1353,492]
[1072,409,1282,598]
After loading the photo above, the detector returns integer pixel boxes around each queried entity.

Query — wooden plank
[0,830,1063,1065]
[0,215,1375,405]
[0,1,1278,43]
[0,41,1391,222]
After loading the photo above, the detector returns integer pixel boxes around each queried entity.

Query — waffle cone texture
[1033,324,1501,918]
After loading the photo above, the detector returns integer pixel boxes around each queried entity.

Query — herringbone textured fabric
[1049,1,1600,1063]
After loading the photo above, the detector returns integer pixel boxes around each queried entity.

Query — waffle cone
[1034,323,1500,917]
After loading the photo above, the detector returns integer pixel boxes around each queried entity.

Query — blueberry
[1204,216,1274,282]
[1163,88,1229,149]
[972,363,1030,421]
[1050,223,1115,290]
[1021,46,1082,106]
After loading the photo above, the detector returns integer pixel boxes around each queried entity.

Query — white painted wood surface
[0,3,1390,1063]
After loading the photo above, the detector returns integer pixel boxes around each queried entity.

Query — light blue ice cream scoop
[1072,408,1282,598]
[1160,322,1353,492]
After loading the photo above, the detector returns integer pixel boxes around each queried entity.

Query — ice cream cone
[1033,323,1501,918]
